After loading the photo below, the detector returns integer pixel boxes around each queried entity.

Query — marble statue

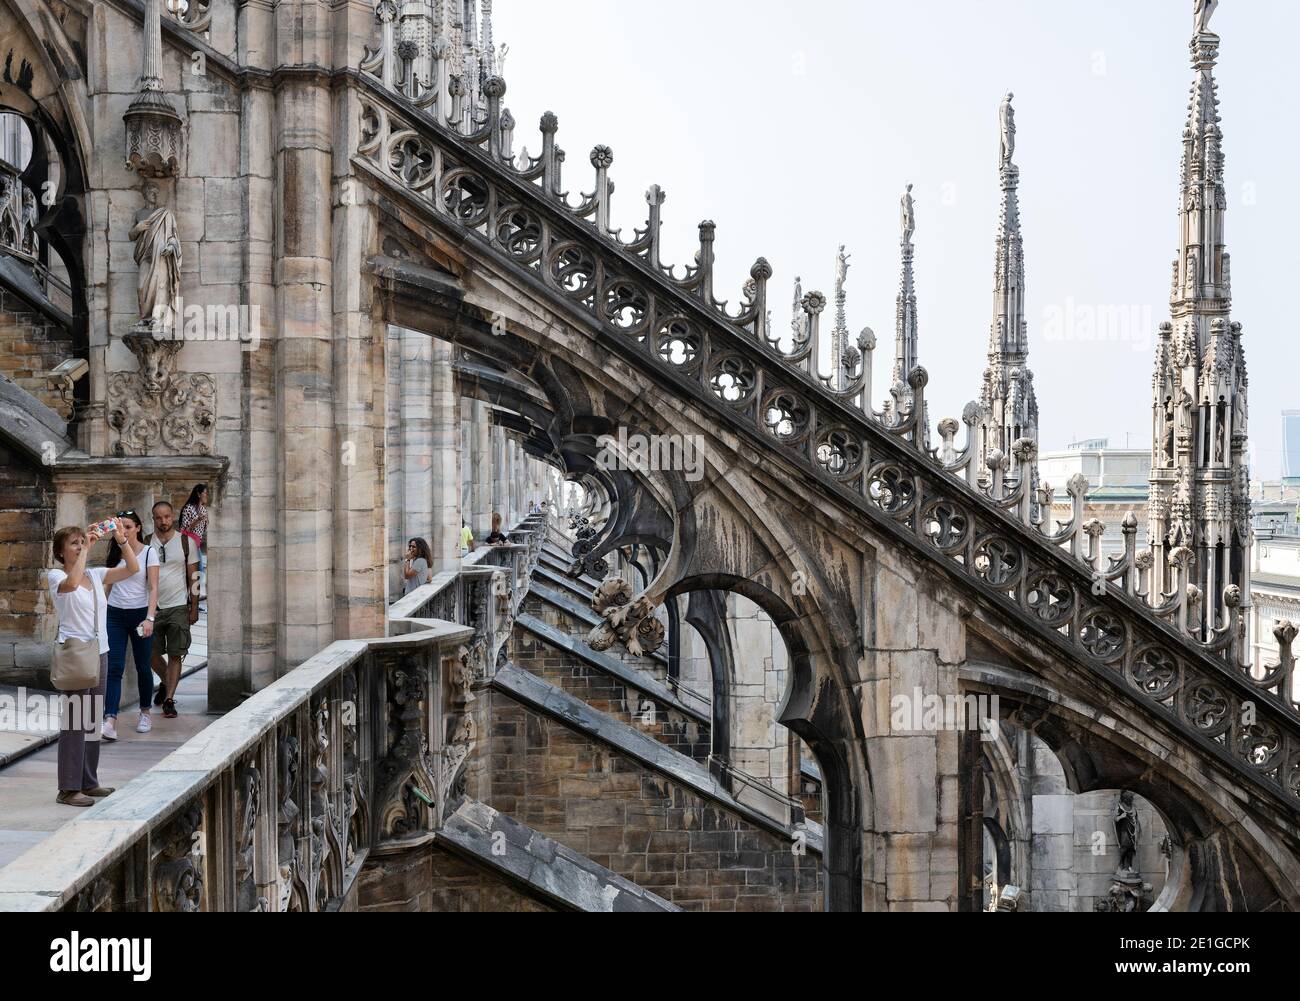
[1115,791,1141,875]
[999,92,1016,165]
[1194,0,1219,36]
[901,184,916,246]
[129,182,182,330]
[836,245,851,287]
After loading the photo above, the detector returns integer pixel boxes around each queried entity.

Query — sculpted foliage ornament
[588,579,665,657]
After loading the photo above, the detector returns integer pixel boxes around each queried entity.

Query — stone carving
[439,712,476,805]
[568,516,608,579]
[341,670,364,868]
[900,183,915,247]
[124,0,184,177]
[130,183,182,329]
[1094,879,1154,913]
[108,365,215,457]
[1114,790,1140,875]
[277,729,305,912]
[1193,0,1219,36]
[235,761,268,913]
[152,802,204,913]
[999,92,1016,166]
[375,659,438,844]
[309,701,339,910]
[453,645,480,700]
[588,578,666,656]
[0,172,37,259]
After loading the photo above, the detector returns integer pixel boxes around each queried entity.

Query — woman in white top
[102,511,160,740]
[48,522,139,808]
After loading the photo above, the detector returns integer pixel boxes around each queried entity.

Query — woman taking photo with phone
[102,511,159,741]
[401,538,434,598]
[48,520,140,808]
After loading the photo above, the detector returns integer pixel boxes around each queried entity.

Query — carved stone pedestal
[1094,873,1154,913]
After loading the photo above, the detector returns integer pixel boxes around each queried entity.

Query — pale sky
[492,0,1298,480]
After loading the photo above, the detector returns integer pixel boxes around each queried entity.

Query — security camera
[45,357,89,420]
[48,358,89,383]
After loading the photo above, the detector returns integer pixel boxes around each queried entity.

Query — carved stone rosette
[108,333,216,457]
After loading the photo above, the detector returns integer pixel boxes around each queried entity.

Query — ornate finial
[124,0,183,177]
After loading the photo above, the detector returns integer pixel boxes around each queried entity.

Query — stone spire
[481,0,496,75]
[893,184,919,394]
[831,246,851,391]
[1148,1,1251,635]
[976,93,1039,493]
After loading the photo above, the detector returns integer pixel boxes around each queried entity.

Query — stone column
[491,425,507,523]
[472,400,492,537]
[401,329,434,565]
[273,70,334,670]
[430,339,460,573]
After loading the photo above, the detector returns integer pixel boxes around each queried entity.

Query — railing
[346,8,1299,810]
[0,516,545,912]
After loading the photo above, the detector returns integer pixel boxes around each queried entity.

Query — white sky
[492,0,1299,480]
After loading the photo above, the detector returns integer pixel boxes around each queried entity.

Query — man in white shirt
[149,501,200,720]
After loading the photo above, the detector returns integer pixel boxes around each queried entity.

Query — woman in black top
[485,513,508,547]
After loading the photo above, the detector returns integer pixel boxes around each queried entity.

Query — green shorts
[154,605,192,659]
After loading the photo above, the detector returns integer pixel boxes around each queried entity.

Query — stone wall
[486,691,822,912]
[0,291,77,416]
[0,437,54,684]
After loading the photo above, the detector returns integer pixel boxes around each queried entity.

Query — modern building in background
[1041,440,1151,559]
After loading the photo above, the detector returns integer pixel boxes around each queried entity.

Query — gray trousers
[57,653,107,793]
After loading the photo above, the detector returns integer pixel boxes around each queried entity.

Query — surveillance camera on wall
[44,357,89,420]
[47,358,89,383]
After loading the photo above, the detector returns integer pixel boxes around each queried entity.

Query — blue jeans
[105,605,154,717]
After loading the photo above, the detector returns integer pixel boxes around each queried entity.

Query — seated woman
[485,513,509,547]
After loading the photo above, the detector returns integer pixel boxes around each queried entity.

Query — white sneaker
[136,714,152,734]
[101,719,118,742]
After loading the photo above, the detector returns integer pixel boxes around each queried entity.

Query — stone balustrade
[0,516,546,912]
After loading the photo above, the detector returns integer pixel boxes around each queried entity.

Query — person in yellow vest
[459,520,476,557]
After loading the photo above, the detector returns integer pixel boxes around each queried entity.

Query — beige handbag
[51,574,102,693]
